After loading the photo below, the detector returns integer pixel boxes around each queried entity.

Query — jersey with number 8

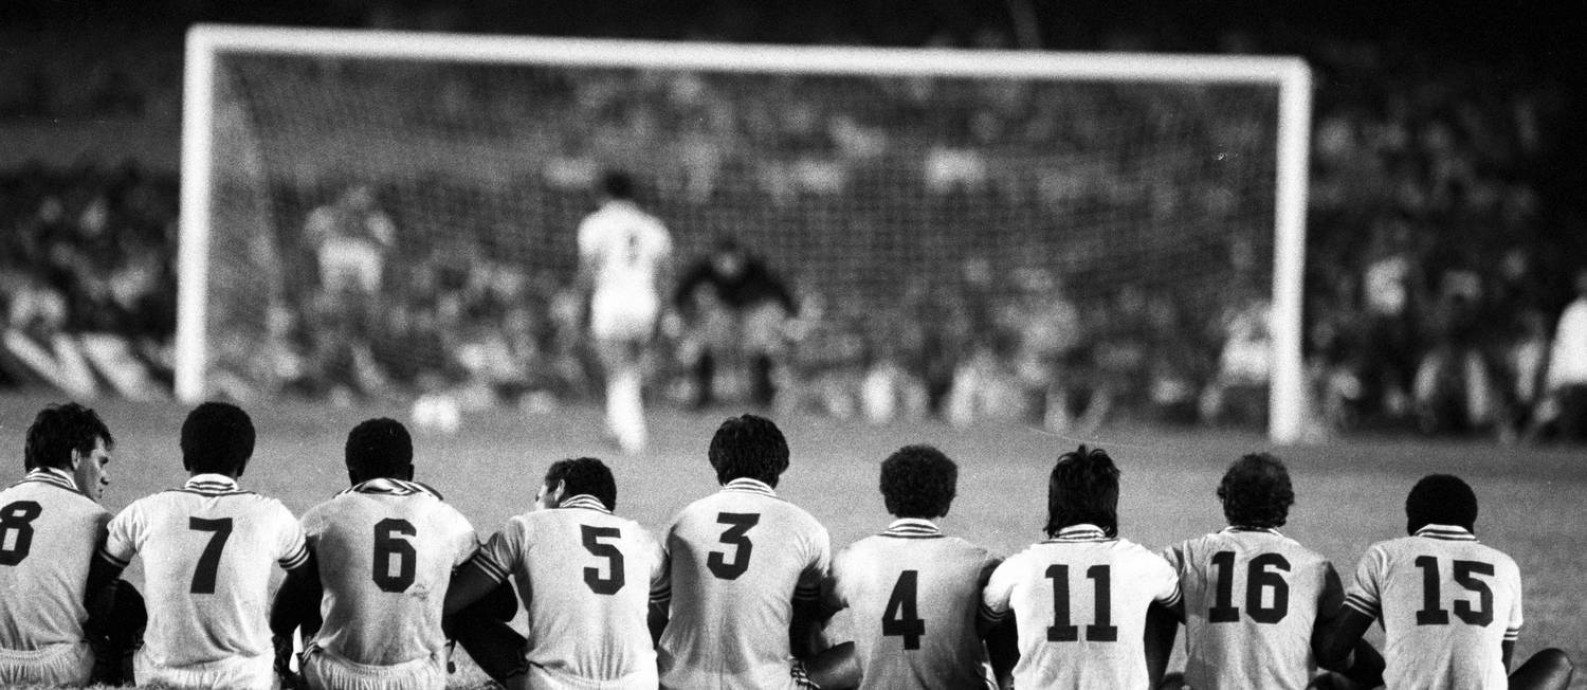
[300,479,476,667]
[0,469,110,659]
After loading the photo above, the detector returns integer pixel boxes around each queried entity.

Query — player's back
[300,479,475,666]
[101,475,308,669]
[480,495,662,687]
[578,201,672,297]
[1165,528,1339,690]
[829,521,1000,690]
[1344,527,1522,690]
[0,469,109,651]
[659,478,830,690]
[983,526,1181,690]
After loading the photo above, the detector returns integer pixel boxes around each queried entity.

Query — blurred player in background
[981,444,1182,689]
[819,444,1010,689]
[577,170,673,455]
[306,184,396,298]
[1321,473,1574,690]
[674,235,800,410]
[652,414,856,689]
[90,402,315,690]
[446,457,666,688]
[271,418,479,690]
[1158,453,1382,689]
[0,402,144,687]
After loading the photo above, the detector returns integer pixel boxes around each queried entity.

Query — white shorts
[136,651,275,690]
[0,641,94,687]
[590,290,660,342]
[303,647,447,690]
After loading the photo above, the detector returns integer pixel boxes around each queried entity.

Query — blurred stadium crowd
[2,1,1585,440]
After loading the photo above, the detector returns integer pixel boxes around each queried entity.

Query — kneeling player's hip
[302,645,448,690]
[0,641,94,687]
[136,650,276,690]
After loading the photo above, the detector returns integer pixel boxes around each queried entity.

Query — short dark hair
[181,402,255,476]
[1217,453,1295,529]
[879,445,958,519]
[545,457,617,510]
[1406,474,1478,534]
[708,414,789,487]
[345,418,413,481]
[1045,445,1120,538]
[600,170,635,200]
[25,402,113,472]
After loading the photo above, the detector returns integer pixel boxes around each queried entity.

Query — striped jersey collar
[20,467,80,492]
[883,518,943,538]
[1222,526,1284,537]
[342,477,443,499]
[1415,524,1478,542]
[721,478,777,498]
[557,494,612,513]
[1045,524,1111,543]
[183,473,244,495]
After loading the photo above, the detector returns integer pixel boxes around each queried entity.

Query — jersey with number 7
[656,478,831,690]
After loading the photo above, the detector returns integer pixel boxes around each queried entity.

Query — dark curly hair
[1405,474,1478,534]
[181,401,255,477]
[545,457,617,510]
[1217,453,1295,529]
[1045,445,1120,538]
[879,445,958,519]
[708,414,790,487]
[345,418,413,482]
[25,402,113,472]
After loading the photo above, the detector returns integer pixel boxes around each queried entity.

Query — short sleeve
[1505,559,1524,643]
[299,503,328,546]
[576,217,599,260]
[98,503,140,568]
[1149,551,1182,608]
[446,505,479,568]
[642,526,670,605]
[981,555,1018,622]
[794,523,832,603]
[473,518,525,585]
[1160,542,1186,576]
[1343,546,1386,620]
[275,503,310,570]
[1317,560,1346,619]
[818,547,852,618]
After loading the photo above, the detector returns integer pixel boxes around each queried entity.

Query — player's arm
[1145,599,1183,687]
[980,559,1019,689]
[270,549,320,686]
[1315,607,1384,686]
[444,554,518,618]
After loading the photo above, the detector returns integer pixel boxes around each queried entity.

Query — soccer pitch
[2,392,1582,688]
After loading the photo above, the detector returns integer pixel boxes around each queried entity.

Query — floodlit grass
[3,392,1583,688]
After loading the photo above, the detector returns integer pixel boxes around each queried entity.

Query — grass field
[2,391,1582,688]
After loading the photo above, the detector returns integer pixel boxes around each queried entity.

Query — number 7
[189,517,233,594]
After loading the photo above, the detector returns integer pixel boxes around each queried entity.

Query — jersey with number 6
[471,494,664,687]
[1162,528,1343,690]
[1343,525,1522,690]
[822,519,1001,690]
[300,478,476,666]
[982,525,1181,690]
[99,474,309,670]
[656,478,831,690]
[0,468,110,651]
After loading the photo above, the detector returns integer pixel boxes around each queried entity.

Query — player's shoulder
[2,478,105,514]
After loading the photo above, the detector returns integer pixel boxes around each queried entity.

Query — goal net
[178,25,1311,442]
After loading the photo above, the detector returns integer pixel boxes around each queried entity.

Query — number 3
[707,513,760,580]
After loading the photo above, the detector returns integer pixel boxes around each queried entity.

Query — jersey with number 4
[982,525,1181,690]
[100,474,309,669]
[1163,528,1342,690]
[657,478,831,690]
[473,494,664,687]
[1343,525,1522,690]
[300,478,476,666]
[0,468,109,651]
[823,519,1001,690]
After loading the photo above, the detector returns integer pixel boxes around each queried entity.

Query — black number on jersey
[707,512,760,580]
[882,569,926,650]
[0,501,43,566]
[580,524,626,595]
[1414,556,1494,626]
[373,518,418,593]
[1045,564,1118,642]
[189,517,233,594]
[1208,551,1292,624]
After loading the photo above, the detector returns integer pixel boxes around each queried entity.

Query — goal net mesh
[199,43,1282,424]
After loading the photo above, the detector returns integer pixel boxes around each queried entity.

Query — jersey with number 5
[472,495,663,687]
[0,469,110,651]
[300,478,476,667]
[99,474,308,670]
[657,478,831,690]
[1343,525,1521,690]
[1163,528,1343,690]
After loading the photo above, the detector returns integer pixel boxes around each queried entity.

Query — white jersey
[577,200,672,340]
[473,494,665,688]
[300,478,477,667]
[982,525,1181,690]
[1163,528,1342,690]
[0,468,109,651]
[100,473,309,675]
[1343,525,1522,690]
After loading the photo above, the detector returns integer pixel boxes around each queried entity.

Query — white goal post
[177,24,1312,442]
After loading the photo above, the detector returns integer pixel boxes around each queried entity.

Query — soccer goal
[177,24,1312,442]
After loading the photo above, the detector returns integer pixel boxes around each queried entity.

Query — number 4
[882,570,926,650]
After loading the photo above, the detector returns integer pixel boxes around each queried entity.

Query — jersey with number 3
[1163,528,1342,690]
[982,525,1181,690]
[0,468,110,651]
[472,495,664,687]
[99,474,309,669]
[300,478,476,666]
[1343,525,1522,690]
[657,478,831,690]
